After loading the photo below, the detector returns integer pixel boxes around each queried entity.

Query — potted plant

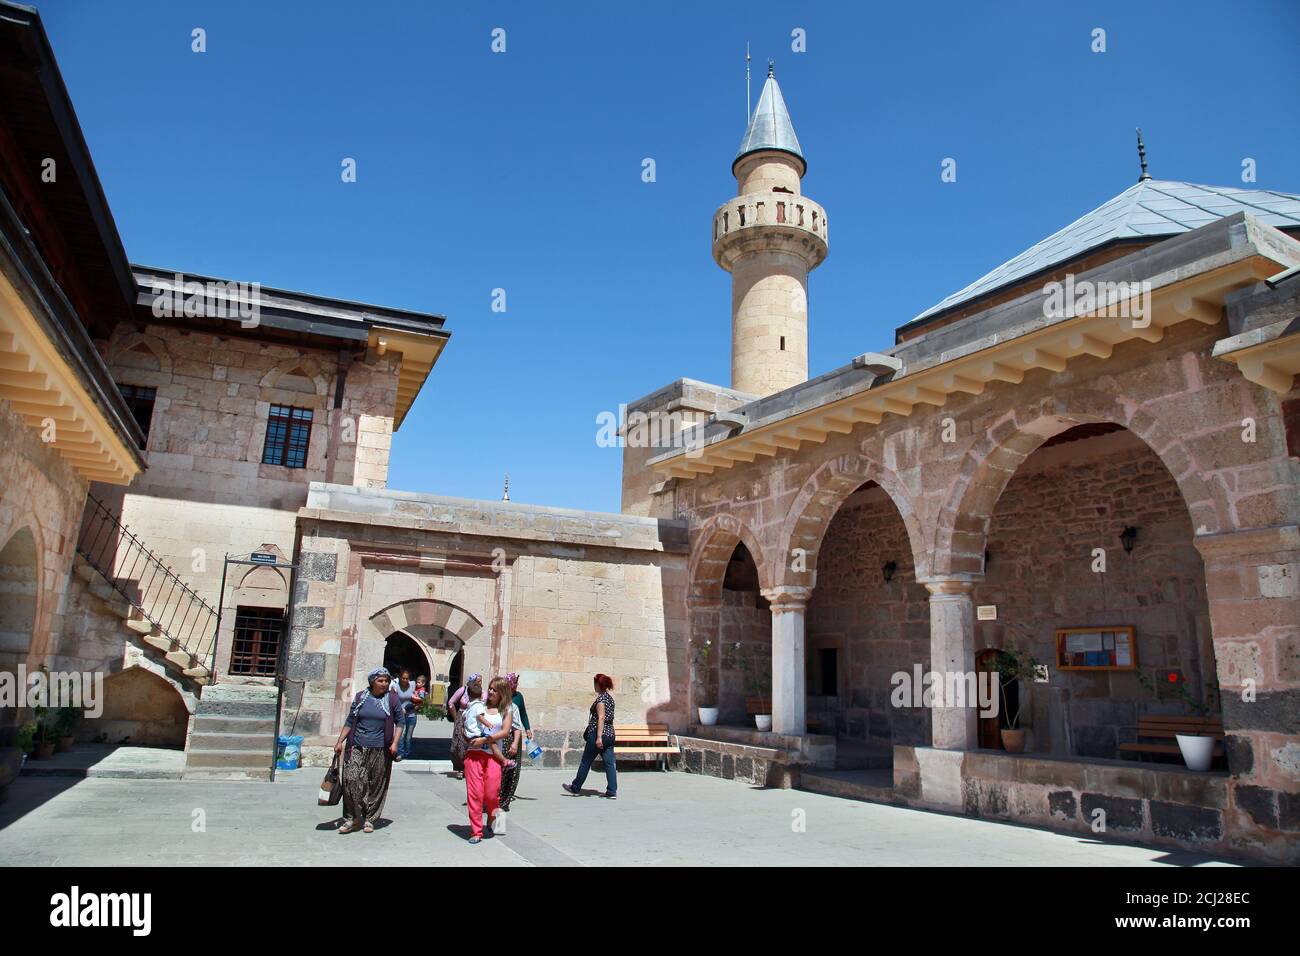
[16,721,37,770]
[1136,669,1221,771]
[989,642,1043,753]
[54,706,81,752]
[692,638,719,725]
[734,641,772,730]
[30,707,56,760]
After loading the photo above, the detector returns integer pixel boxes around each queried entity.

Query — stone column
[762,586,811,735]
[923,575,979,751]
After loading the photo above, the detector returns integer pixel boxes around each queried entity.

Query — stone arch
[688,512,773,604]
[107,331,172,385]
[259,358,328,398]
[932,390,1221,577]
[98,664,191,747]
[0,521,42,673]
[776,452,926,588]
[369,599,485,690]
[368,599,485,649]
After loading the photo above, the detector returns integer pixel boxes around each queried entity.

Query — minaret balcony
[712,191,829,271]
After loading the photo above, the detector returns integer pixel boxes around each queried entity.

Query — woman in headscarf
[446,673,485,778]
[497,672,532,815]
[333,666,402,833]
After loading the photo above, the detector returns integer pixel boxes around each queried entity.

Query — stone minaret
[713,64,828,397]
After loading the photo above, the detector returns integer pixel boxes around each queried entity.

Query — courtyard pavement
[0,760,1243,866]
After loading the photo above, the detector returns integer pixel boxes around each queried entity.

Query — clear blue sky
[36,0,1300,513]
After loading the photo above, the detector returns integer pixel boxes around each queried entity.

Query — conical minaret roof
[734,65,804,172]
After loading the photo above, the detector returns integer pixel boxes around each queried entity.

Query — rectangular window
[230,606,284,676]
[117,384,157,445]
[261,404,313,468]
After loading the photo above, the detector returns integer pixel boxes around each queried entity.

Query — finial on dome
[1136,128,1151,182]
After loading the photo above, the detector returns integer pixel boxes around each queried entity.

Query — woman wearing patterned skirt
[334,667,402,833]
[498,672,530,812]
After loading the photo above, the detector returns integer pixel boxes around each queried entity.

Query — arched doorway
[972,422,1215,758]
[0,526,38,747]
[384,631,432,680]
[0,526,38,674]
[718,543,771,726]
[804,480,931,764]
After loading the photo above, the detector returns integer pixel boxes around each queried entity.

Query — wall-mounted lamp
[1120,526,1139,554]
[881,560,898,583]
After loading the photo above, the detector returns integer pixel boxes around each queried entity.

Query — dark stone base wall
[894,745,1299,864]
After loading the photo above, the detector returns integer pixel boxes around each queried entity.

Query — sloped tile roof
[912,180,1300,324]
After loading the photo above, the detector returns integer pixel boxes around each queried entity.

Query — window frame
[260,403,314,469]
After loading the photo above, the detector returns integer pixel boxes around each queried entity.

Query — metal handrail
[75,494,219,670]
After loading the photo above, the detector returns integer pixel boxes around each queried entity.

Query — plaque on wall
[1055,626,1137,671]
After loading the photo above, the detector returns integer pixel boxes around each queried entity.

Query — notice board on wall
[1055,626,1137,671]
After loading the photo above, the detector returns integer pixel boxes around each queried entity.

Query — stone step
[193,715,277,736]
[183,748,273,770]
[163,650,194,671]
[798,769,898,804]
[192,689,279,719]
[127,617,156,636]
[188,731,273,753]
[181,767,273,782]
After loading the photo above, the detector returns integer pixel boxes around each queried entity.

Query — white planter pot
[754,715,772,732]
[698,707,719,726]
[1176,733,1216,772]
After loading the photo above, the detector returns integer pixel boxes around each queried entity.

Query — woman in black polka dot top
[563,673,618,799]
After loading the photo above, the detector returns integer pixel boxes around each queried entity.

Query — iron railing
[76,493,219,671]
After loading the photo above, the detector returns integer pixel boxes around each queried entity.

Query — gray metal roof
[910,179,1300,326]
[734,69,804,170]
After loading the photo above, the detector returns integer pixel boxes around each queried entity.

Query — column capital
[761,585,812,612]
[1193,524,1300,560]
[918,573,982,597]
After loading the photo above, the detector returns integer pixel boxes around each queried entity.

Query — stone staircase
[72,554,212,686]
[182,683,279,781]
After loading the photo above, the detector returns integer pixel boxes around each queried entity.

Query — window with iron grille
[230,606,284,676]
[117,384,157,445]
[261,404,313,468]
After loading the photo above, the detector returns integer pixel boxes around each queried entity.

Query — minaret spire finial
[501,472,510,502]
[745,42,751,120]
[767,59,774,78]
[1136,127,1151,182]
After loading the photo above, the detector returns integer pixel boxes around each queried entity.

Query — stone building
[625,70,1300,861]
[1,4,1298,862]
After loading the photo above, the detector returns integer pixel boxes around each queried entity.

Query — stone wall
[286,485,690,764]
[78,324,403,675]
[894,745,1298,863]
[0,398,89,743]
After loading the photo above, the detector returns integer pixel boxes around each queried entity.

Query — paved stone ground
[0,721,1246,866]
[0,760,1243,866]
[18,745,185,779]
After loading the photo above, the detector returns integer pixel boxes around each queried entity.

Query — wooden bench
[611,723,678,771]
[1118,716,1224,763]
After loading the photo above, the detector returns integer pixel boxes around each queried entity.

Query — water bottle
[527,737,543,761]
